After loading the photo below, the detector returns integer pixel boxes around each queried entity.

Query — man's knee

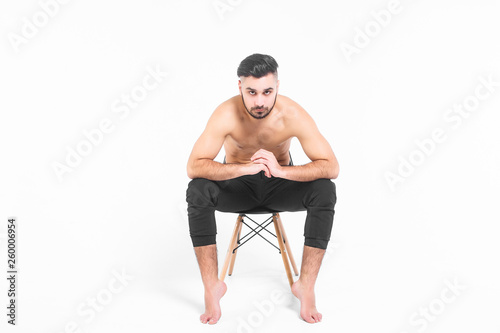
[186,178,219,247]
[303,179,336,250]
[304,179,336,209]
[186,178,220,207]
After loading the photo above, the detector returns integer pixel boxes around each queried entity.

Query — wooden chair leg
[219,215,243,281]
[276,213,299,276]
[228,218,243,276]
[273,214,294,288]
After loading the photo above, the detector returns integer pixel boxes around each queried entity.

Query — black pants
[186,162,337,249]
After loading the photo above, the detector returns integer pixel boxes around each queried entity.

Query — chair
[219,152,299,288]
[219,210,299,288]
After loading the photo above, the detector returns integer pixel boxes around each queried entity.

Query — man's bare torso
[222,94,297,166]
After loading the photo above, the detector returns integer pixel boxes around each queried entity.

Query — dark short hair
[237,53,278,79]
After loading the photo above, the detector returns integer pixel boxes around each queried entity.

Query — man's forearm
[280,160,338,182]
[187,159,245,181]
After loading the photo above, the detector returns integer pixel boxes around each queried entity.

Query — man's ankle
[203,278,221,289]
[297,276,316,288]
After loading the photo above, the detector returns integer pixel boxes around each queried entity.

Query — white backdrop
[1,0,499,332]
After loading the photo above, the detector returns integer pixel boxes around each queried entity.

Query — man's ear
[238,79,242,93]
[276,79,280,93]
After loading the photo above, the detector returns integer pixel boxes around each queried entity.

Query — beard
[241,93,278,119]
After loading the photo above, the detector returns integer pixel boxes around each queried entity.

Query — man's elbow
[329,161,339,179]
[186,164,196,179]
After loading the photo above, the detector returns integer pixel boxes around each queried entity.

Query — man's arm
[186,106,270,181]
[287,107,339,181]
[251,106,339,182]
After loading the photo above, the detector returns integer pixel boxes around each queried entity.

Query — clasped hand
[246,149,285,178]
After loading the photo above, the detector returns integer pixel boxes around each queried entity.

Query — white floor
[2,207,499,333]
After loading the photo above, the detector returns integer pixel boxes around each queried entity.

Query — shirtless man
[186,53,339,325]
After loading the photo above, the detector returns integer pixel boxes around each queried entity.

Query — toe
[302,313,315,323]
[200,314,210,324]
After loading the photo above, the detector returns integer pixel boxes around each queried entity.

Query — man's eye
[249,91,256,95]
[264,91,271,95]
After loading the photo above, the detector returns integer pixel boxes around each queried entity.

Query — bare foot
[200,280,227,325]
[292,279,322,323]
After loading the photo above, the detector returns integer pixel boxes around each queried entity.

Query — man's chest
[227,122,292,151]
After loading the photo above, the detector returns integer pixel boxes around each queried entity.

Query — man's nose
[255,94,265,107]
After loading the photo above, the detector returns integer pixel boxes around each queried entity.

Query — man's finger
[252,157,268,164]
[264,165,271,177]
[251,152,263,161]
[252,149,271,160]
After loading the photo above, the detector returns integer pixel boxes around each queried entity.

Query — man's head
[237,54,280,119]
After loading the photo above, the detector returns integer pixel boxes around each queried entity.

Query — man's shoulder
[277,95,320,138]
[213,95,241,116]
[278,94,310,121]
[206,96,240,132]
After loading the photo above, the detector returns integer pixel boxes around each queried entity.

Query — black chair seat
[236,207,281,214]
